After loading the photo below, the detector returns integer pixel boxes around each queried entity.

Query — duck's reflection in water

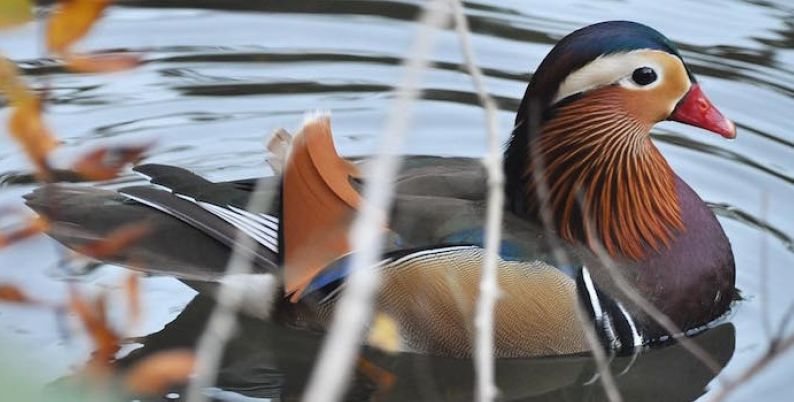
[115,295,735,402]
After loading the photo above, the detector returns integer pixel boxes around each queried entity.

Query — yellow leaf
[46,0,112,54]
[8,97,59,179]
[0,0,33,29]
[367,313,401,354]
[0,56,32,104]
[1,57,58,181]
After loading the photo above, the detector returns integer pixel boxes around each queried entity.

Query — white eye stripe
[553,50,670,104]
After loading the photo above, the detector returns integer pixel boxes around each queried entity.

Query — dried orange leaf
[8,97,59,180]
[124,273,140,327]
[47,0,112,53]
[69,288,120,365]
[72,145,149,181]
[123,350,195,395]
[0,82,29,107]
[0,0,33,29]
[0,57,33,107]
[0,284,31,304]
[357,357,396,394]
[74,222,150,258]
[0,216,48,248]
[1,56,48,180]
[65,52,140,73]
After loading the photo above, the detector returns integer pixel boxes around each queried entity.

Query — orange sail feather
[282,115,362,299]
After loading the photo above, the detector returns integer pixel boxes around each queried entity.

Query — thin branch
[576,302,623,402]
[524,101,576,269]
[773,301,794,342]
[300,2,451,402]
[526,96,721,380]
[185,181,278,402]
[448,1,503,401]
[578,196,725,376]
[760,191,773,340]
[708,332,794,402]
[525,99,622,401]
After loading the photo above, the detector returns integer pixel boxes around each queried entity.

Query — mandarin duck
[25,21,736,358]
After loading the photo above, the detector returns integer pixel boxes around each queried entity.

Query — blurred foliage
[0,0,145,183]
[0,344,118,402]
[0,2,194,400]
[0,0,32,29]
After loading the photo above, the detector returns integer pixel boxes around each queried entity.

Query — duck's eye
[631,67,657,86]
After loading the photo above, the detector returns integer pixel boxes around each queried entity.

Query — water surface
[1,1,793,401]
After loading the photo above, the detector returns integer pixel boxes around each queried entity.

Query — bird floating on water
[26,20,736,358]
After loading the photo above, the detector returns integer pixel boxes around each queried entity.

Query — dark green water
[0,1,793,401]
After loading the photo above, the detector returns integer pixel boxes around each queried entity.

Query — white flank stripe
[200,203,278,252]
[617,302,643,348]
[133,169,281,254]
[228,206,279,236]
[581,266,604,321]
[261,214,279,224]
[174,193,198,202]
[122,193,181,218]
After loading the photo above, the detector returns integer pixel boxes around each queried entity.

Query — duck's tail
[282,113,362,300]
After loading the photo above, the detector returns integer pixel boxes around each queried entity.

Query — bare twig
[185,182,278,402]
[774,301,794,342]
[708,195,794,402]
[760,191,773,340]
[526,95,720,381]
[523,100,621,401]
[300,2,451,402]
[708,332,794,402]
[576,302,623,402]
[578,197,724,376]
[524,101,576,269]
[523,98,623,400]
[448,1,503,401]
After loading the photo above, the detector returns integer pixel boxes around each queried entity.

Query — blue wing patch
[442,228,525,261]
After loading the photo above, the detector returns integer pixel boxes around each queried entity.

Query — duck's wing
[24,116,638,356]
[125,164,281,257]
[23,155,283,284]
[389,159,584,271]
[23,184,276,282]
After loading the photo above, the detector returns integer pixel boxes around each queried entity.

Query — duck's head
[506,21,735,260]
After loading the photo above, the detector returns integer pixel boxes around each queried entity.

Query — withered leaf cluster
[0,1,194,398]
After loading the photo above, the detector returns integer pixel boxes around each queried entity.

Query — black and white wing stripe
[134,163,280,253]
[183,196,279,253]
[576,266,645,355]
[118,164,282,270]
